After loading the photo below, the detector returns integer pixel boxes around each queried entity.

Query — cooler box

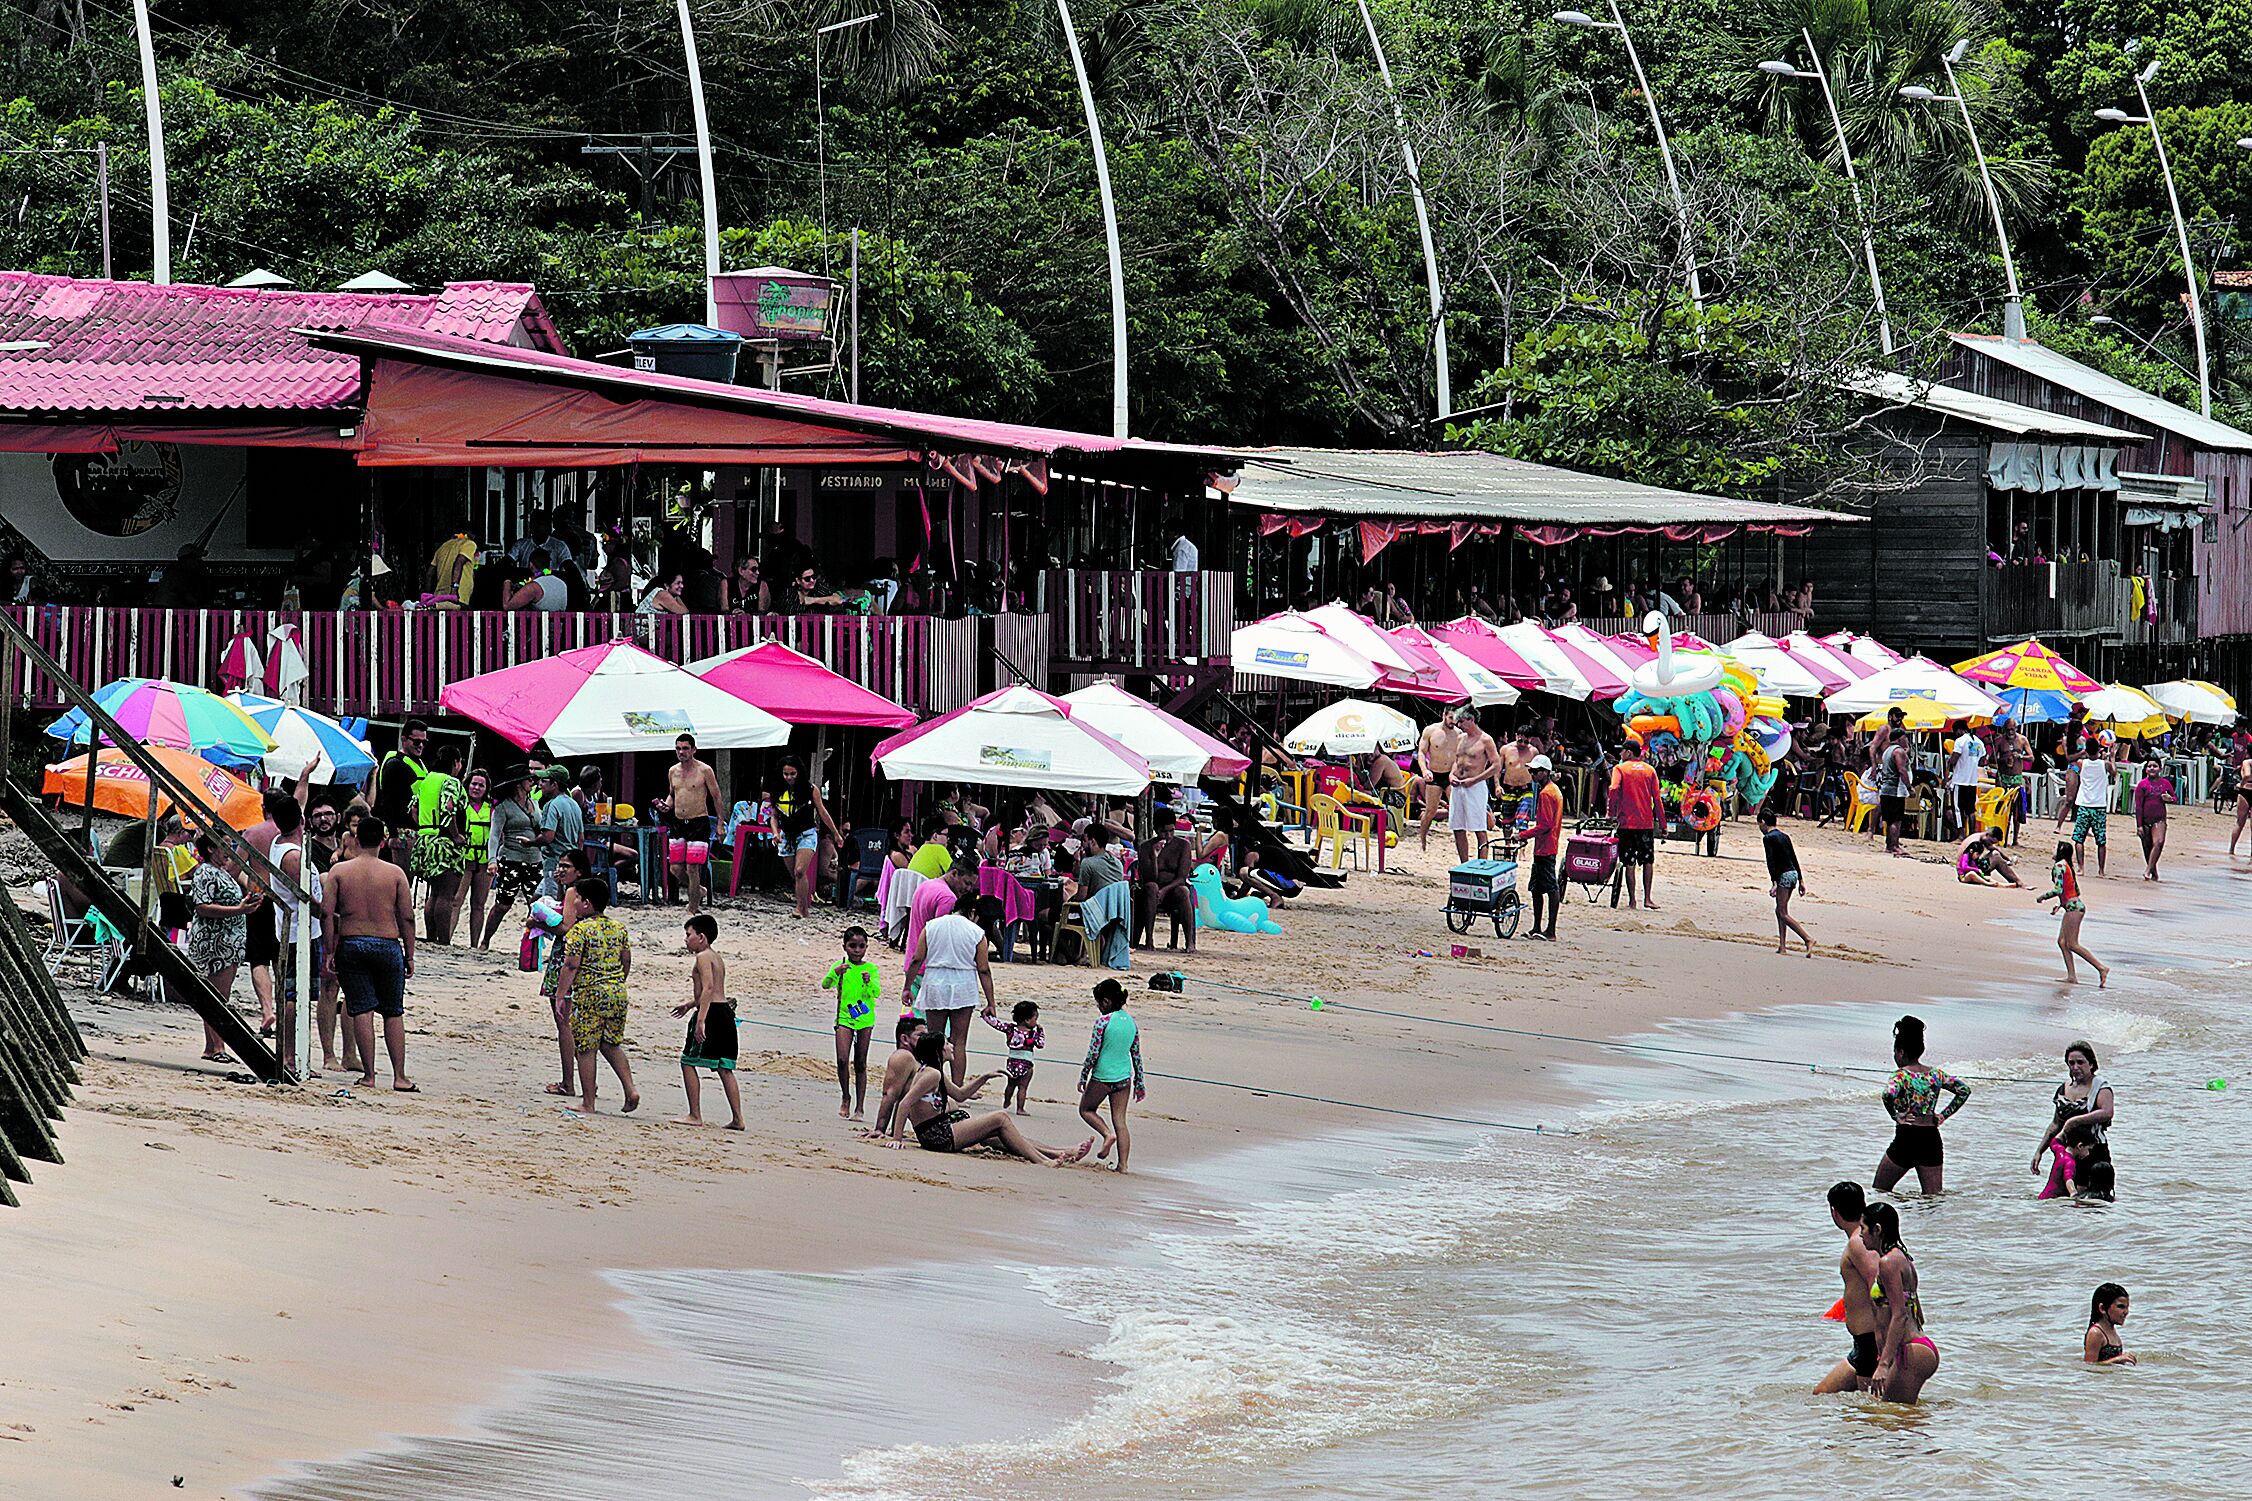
[1563,834,1617,884]
[1447,858,1517,911]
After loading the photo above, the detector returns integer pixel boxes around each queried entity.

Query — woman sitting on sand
[2032,1039,2115,1200]
[1956,828,2025,888]
[1863,1202,1939,1403]
[2084,1283,2135,1364]
[884,1033,1091,1166]
[1875,1014,1969,1195]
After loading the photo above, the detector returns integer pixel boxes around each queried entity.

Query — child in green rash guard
[824,926,882,1120]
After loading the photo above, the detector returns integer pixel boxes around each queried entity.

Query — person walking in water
[2133,756,2174,882]
[1874,1014,1968,1195]
[2037,838,2110,987]
[1863,1202,1940,1403]
[1814,1181,1882,1394]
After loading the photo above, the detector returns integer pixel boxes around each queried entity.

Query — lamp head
[2089,315,2118,326]
[2094,107,2134,123]
[1758,59,1799,75]
[2138,59,2160,85]
[1553,10,1597,25]
[816,10,882,35]
[1899,85,1939,101]
[1945,38,1970,64]
[2239,137,2252,150]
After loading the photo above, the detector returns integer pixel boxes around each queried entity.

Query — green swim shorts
[2071,806,2108,846]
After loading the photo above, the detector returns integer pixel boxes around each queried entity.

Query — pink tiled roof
[0,273,568,414]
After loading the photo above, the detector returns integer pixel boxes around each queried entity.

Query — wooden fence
[1040,570,1235,671]
[0,606,997,719]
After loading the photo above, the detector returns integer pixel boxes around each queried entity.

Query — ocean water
[259,844,2252,1500]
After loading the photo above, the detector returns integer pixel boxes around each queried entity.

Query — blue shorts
[790,828,819,854]
[1776,870,1801,892]
[2072,806,2108,846]
[336,935,406,1019]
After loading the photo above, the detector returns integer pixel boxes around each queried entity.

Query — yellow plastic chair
[1308,793,1373,870]
[1975,784,2014,834]
[1843,771,1877,835]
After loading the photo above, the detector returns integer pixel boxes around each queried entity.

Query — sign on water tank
[633,354,657,372]
[712,267,835,342]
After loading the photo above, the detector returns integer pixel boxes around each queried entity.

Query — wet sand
[2,808,2204,1498]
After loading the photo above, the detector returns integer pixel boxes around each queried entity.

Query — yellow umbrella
[1856,698,1981,732]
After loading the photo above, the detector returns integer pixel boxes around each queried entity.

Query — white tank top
[269,838,323,943]
[922,911,983,972]
[2075,760,2112,808]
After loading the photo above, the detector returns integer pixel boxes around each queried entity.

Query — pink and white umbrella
[439,639,791,755]
[1299,603,1425,678]
[1719,632,1828,699]
[1233,612,1383,689]
[1424,617,1549,693]
[1478,620,1629,701]
[1387,626,1520,707]
[1059,680,1250,783]
[1553,624,1657,691]
[1781,631,1872,689]
[873,685,1151,794]
[1825,631,1905,669]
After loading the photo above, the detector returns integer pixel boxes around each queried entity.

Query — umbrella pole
[80,725,99,839]
[140,778,159,932]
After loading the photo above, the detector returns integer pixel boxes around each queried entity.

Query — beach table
[976,865,1040,960]
[588,821,668,904]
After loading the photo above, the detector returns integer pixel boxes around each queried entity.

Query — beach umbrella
[1826,631,1905,669]
[686,641,918,729]
[45,677,278,771]
[1386,626,1520,707]
[1720,632,1828,699]
[1952,638,2099,727]
[1779,631,1870,691]
[1424,617,1547,691]
[1552,624,1655,689]
[1059,680,1250,783]
[2145,679,2238,725]
[1476,620,1629,700]
[2077,684,2169,739]
[440,638,790,755]
[1283,698,1420,757]
[1298,603,1425,677]
[225,693,376,786]
[1824,656,2005,719]
[1852,700,1964,733]
[42,746,265,829]
[1232,612,1383,689]
[872,684,1150,794]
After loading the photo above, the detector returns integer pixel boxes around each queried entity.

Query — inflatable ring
[1629,714,1682,740]
[1682,788,1723,831]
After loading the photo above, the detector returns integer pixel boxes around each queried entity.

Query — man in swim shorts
[1447,707,1501,861]
[1414,714,1464,851]
[1814,1180,1882,1394]
[663,732,723,917]
[1497,727,1540,832]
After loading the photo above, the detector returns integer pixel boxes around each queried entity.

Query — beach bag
[518,927,544,973]
[1856,780,1880,808]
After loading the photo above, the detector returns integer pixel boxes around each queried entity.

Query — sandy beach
[0,809,2215,1498]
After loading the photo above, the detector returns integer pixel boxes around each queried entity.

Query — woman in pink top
[2133,758,2174,881]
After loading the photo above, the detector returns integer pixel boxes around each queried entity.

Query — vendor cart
[1444,857,1521,939]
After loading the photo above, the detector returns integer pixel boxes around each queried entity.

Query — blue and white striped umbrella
[226,693,377,786]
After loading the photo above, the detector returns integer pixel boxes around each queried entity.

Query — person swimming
[1814,1181,1882,1395]
[2085,1282,2135,1365]
[1863,1201,1939,1403]
[1875,1014,1969,1195]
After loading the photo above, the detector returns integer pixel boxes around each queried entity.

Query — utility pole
[580,135,695,220]
[1355,0,1450,418]
[849,226,862,403]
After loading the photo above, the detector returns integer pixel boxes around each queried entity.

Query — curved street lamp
[1760,30,1893,354]
[1554,2,1704,311]
[1055,0,1130,438]
[2093,61,2211,417]
[1354,0,1450,419]
[1899,40,2023,341]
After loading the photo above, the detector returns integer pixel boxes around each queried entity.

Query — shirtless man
[866,1014,929,1137]
[1814,1180,1883,1394]
[660,732,723,916]
[319,813,417,1092]
[1448,707,1503,861]
[1497,727,1540,833]
[1414,714,1465,850]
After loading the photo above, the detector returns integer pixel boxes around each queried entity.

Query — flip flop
[392,1082,422,1093]
[201,1051,233,1063]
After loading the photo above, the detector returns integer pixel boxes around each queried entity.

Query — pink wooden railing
[1,606,988,719]
[1040,570,1235,670]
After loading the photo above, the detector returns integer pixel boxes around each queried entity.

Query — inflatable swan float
[1629,610,1723,696]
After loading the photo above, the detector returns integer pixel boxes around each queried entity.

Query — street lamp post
[2095,62,2211,417]
[129,0,169,283]
[1554,1,1703,312]
[815,13,883,283]
[1900,40,2022,341]
[678,1,723,325]
[1056,0,1129,438]
[1354,0,1450,418]
[1760,29,1893,354]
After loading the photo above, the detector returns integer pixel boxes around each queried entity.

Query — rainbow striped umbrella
[45,677,278,771]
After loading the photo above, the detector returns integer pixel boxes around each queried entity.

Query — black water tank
[626,323,745,384]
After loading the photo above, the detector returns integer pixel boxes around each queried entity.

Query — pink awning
[688,641,918,729]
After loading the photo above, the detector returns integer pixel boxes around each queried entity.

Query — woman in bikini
[2084,1283,2135,1365]
[2231,746,2252,859]
[1864,1201,1939,1403]
[1875,1014,1970,1195]
[2037,838,2110,986]
[883,1034,1091,1166]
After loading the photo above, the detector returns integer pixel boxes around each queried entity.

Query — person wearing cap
[534,763,586,900]
[1526,755,1564,940]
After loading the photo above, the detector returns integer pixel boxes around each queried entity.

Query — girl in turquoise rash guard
[1078,978,1146,1173]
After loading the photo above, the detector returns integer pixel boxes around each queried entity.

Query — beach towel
[1079,879,1133,970]
[882,868,924,947]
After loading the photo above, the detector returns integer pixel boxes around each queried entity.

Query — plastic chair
[1049,900,1093,966]
[1308,793,1373,870]
[1843,772,1876,835]
[836,829,891,910]
[40,879,105,971]
[1975,785,2013,835]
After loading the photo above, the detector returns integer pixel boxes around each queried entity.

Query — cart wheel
[1495,890,1521,939]
[1609,870,1622,908]
[1444,905,1473,934]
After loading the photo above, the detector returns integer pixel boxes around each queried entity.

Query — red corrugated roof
[0,273,567,414]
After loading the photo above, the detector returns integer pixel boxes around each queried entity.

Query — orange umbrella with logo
[42,746,265,830]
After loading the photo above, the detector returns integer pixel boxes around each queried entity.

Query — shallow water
[258,844,2252,1500]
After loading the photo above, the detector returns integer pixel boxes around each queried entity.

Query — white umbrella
[1387,626,1520,708]
[225,692,376,785]
[2078,684,2169,738]
[1284,698,1419,757]
[1059,680,1250,784]
[1823,655,2005,719]
[1232,612,1382,688]
[1828,631,1905,669]
[438,639,790,755]
[1552,623,1653,690]
[2145,679,2238,725]
[871,685,1151,794]
[1300,602,1425,676]
[1492,620,1596,700]
[1780,631,1871,691]
[1720,632,1827,699]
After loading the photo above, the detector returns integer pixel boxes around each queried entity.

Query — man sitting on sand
[868,1014,928,1137]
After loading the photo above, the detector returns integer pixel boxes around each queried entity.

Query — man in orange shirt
[1526,754,1565,941]
[1608,739,1662,911]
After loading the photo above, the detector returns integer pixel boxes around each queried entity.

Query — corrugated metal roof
[1845,369,2138,441]
[0,273,567,414]
[1950,333,2252,453]
[1223,447,1855,526]
[2117,470,2209,509]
